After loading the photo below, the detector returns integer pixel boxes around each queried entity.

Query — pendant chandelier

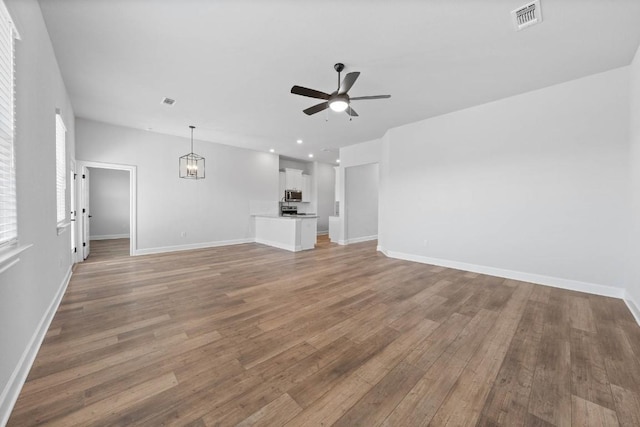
[179,125,205,179]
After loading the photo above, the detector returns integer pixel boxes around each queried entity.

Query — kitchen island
[254,215,317,252]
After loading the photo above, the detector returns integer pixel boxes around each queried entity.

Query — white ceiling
[38,0,640,164]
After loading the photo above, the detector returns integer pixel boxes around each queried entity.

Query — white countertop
[253,214,317,219]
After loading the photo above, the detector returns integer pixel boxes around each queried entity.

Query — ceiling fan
[291,63,391,117]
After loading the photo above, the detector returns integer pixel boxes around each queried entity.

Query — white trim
[134,238,254,256]
[317,231,329,236]
[0,266,72,426]
[378,247,626,299]
[77,161,137,258]
[0,258,19,275]
[624,291,640,326]
[56,222,70,236]
[345,235,378,244]
[90,234,130,241]
[254,238,300,252]
[0,243,32,269]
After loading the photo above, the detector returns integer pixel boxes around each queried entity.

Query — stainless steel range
[281,205,297,216]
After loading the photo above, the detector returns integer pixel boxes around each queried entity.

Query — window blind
[0,1,17,248]
[55,113,66,225]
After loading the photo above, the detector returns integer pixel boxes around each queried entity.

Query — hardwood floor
[84,238,130,262]
[8,237,640,426]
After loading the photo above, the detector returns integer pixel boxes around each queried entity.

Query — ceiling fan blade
[350,95,391,101]
[338,72,360,95]
[346,106,359,117]
[303,102,329,115]
[291,85,330,100]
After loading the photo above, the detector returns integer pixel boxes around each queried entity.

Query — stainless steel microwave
[285,190,302,202]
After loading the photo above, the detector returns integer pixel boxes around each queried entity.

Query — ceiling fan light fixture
[291,63,390,117]
[329,98,349,112]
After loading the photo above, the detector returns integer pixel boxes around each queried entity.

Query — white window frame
[0,1,19,252]
[55,112,67,230]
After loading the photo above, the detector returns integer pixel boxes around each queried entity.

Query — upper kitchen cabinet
[284,168,303,190]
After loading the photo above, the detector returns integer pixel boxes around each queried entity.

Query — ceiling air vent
[161,97,176,106]
[511,0,542,31]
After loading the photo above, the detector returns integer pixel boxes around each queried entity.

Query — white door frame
[69,159,78,262]
[76,160,138,257]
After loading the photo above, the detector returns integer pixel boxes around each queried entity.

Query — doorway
[344,163,379,244]
[77,161,137,259]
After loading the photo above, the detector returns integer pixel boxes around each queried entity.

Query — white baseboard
[0,266,72,426]
[254,238,300,252]
[90,234,129,240]
[134,238,254,256]
[345,235,378,245]
[378,247,626,300]
[317,231,328,236]
[624,291,640,326]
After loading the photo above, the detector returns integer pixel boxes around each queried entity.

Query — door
[82,167,91,259]
[70,163,77,259]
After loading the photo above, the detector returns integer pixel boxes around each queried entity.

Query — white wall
[279,158,311,175]
[76,118,279,253]
[314,162,335,233]
[628,46,640,318]
[340,138,381,168]
[89,168,130,239]
[345,163,379,242]
[0,0,76,422]
[379,67,630,294]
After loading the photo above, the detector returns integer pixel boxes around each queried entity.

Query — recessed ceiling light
[269,148,275,153]
[336,159,340,163]
[308,154,314,158]
[296,139,303,144]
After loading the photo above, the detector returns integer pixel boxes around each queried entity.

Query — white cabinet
[302,174,311,202]
[285,168,303,190]
[300,217,317,250]
[254,216,317,252]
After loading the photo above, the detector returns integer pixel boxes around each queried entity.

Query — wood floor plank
[572,394,619,427]
[47,372,178,427]
[570,328,616,411]
[528,289,572,427]
[429,282,533,426]
[235,393,303,427]
[7,237,640,426]
[610,384,640,427]
[381,309,500,426]
[332,360,426,426]
[568,294,597,333]
[476,299,545,426]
